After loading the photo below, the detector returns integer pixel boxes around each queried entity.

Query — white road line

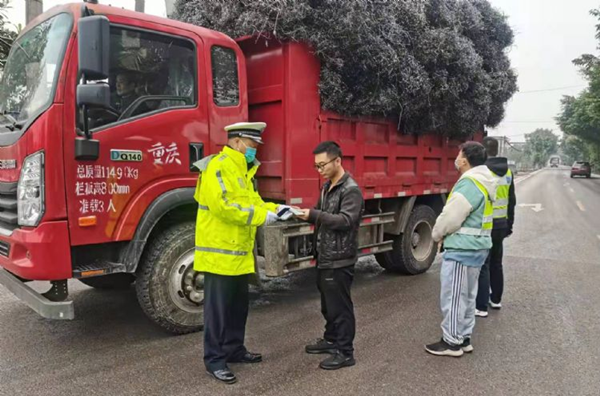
[569,188,575,193]
[597,235,600,242]
[515,169,545,184]
[576,201,586,212]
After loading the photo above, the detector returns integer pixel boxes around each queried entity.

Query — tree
[524,129,559,169]
[0,0,16,73]
[556,7,600,169]
[560,136,585,165]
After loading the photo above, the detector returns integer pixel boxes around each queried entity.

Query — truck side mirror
[76,15,109,161]
[77,84,110,109]
[78,16,110,80]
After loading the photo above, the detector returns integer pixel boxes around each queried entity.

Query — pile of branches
[175,0,518,137]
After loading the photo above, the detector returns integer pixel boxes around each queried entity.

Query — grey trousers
[440,259,481,346]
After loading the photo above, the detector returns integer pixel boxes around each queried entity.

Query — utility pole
[165,0,176,17]
[26,0,43,24]
[135,0,145,13]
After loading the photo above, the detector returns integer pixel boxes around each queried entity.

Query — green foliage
[556,7,600,170]
[0,0,17,72]
[524,128,559,168]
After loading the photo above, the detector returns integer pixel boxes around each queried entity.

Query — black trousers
[203,273,249,372]
[476,229,507,311]
[317,266,356,355]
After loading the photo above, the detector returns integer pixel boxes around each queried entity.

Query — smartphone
[290,208,304,216]
[277,207,291,217]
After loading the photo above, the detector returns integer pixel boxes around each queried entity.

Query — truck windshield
[0,13,72,131]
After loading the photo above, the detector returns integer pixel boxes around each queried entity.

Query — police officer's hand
[264,211,279,226]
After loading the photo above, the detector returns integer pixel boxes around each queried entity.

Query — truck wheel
[375,205,437,275]
[136,222,204,335]
[79,273,135,290]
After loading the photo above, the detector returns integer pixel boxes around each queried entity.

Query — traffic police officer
[193,122,289,384]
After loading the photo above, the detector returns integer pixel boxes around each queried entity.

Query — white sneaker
[490,302,502,310]
[475,309,488,318]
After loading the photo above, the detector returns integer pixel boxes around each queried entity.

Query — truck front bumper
[0,268,74,320]
[0,220,72,281]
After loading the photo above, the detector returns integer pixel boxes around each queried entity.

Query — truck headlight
[18,151,45,227]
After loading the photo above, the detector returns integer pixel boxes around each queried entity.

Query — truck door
[63,21,208,246]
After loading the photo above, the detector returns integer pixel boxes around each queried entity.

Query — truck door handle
[189,143,204,172]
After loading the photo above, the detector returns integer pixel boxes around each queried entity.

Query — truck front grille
[0,240,9,257]
[0,182,19,234]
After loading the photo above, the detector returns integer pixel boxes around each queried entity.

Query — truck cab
[0,3,250,329]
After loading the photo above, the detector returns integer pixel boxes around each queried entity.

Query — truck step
[72,262,127,278]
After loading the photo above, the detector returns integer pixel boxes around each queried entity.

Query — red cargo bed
[238,36,474,208]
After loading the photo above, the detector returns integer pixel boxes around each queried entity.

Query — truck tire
[79,273,135,290]
[136,222,204,335]
[375,205,437,275]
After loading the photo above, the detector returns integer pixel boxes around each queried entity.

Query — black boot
[206,367,237,384]
[305,338,337,354]
[319,351,355,370]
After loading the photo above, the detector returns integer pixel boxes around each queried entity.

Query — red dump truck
[0,2,479,333]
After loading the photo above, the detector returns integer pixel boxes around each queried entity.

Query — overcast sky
[6,0,600,142]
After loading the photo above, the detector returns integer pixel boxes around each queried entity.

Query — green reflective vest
[447,176,493,237]
[492,169,512,219]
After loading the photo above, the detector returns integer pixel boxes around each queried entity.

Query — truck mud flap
[0,269,74,320]
[261,213,394,277]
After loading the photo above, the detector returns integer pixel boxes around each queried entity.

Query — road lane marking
[576,201,586,212]
[519,203,544,212]
[597,235,600,242]
[569,188,575,193]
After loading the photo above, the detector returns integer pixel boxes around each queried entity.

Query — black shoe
[229,352,262,364]
[461,338,473,353]
[424,339,464,357]
[305,338,337,354]
[319,351,356,370]
[206,368,237,384]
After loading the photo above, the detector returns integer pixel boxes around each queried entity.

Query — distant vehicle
[550,157,560,168]
[507,160,518,176]
[570,161,592,178]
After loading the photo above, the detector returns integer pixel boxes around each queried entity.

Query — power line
[502,121,558,124]
[515,85,586,94]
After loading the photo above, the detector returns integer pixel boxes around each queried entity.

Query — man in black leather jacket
[297,141,364,370]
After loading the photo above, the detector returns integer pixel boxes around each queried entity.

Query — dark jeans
[203,273,249,372]
[317,266,356,355]
[476,229,507,311]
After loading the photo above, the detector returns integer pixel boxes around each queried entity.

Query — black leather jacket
[307,173,364,269]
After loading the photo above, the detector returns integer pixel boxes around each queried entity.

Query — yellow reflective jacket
[193,146,278,275]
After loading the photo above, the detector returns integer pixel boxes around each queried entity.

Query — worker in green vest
[426,141,496,357]
[475,137,516,317]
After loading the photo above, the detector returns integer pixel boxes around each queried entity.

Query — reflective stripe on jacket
[492,169,512,219]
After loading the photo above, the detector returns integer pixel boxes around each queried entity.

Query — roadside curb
[515,168,545,184]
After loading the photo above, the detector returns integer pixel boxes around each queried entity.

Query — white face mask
[454,158,461,171]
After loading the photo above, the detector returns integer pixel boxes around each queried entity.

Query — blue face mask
[244,147,257,164]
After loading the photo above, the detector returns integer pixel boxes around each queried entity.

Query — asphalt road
[1,168,600,396]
